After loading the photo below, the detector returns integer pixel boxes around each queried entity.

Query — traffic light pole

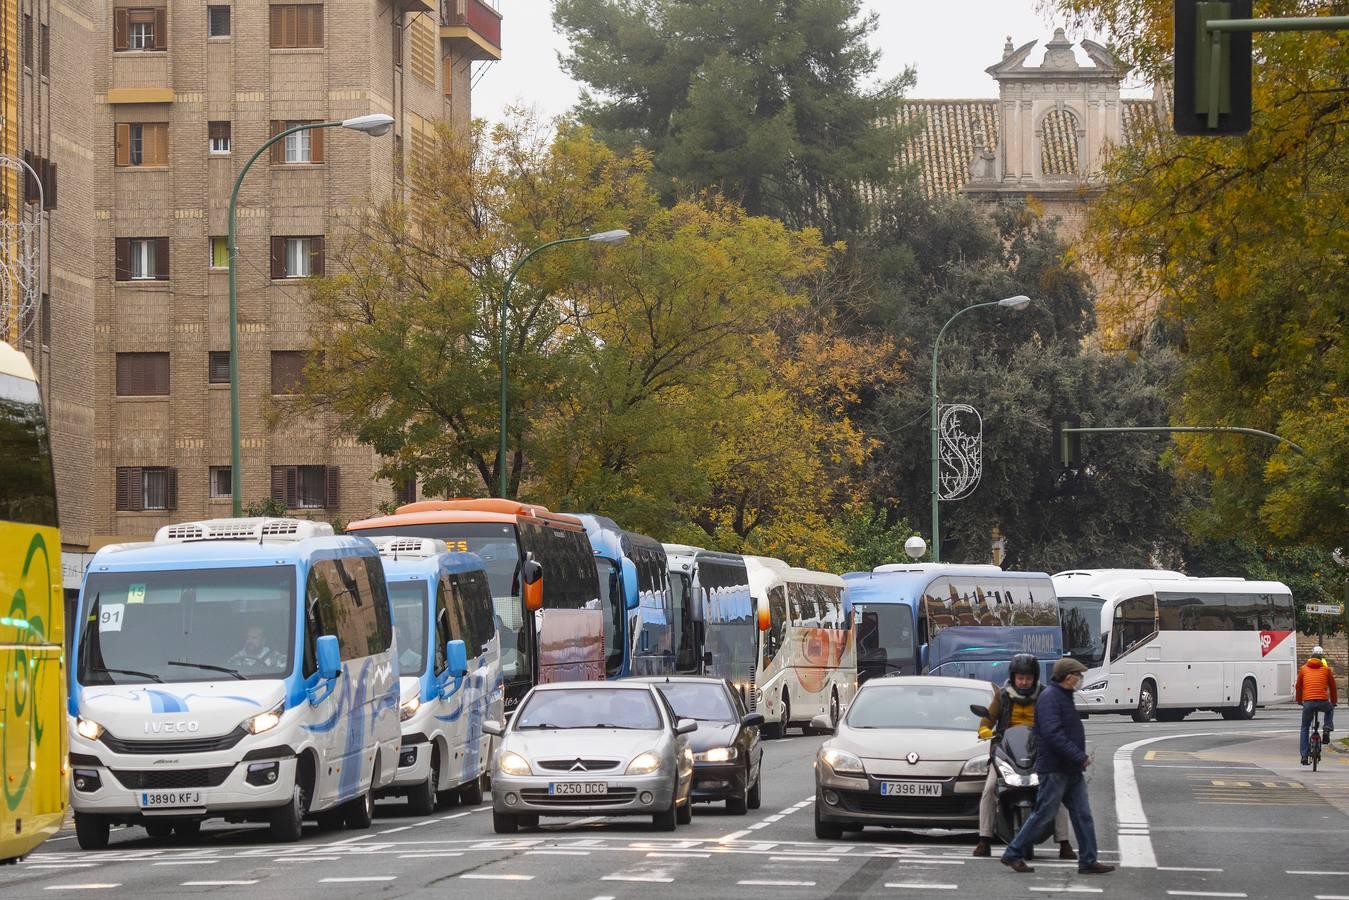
[1202,14,1349,128]
[1058,424,1304,467]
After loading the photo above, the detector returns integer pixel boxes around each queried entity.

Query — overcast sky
[470,0,1150,124]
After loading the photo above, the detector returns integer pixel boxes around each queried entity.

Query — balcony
[440,0,501,61]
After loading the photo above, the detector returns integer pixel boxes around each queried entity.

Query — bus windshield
[594,557,626,677]
[352,522,524,681]
[388,581,430,678]
[78,566,297,684]
[1059,596,1106,669]
[854,603,915,678]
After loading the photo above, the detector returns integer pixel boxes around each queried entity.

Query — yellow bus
[0,340,66,864]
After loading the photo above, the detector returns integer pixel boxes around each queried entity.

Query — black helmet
[1008,653,1040,696]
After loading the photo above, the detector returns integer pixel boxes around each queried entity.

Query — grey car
[484,682,696,833]
[813,676,993,838]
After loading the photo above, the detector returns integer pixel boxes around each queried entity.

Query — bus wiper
[166,661,247,680]
[94,666,164,683]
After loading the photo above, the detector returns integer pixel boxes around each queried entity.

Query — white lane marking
[1140,764,1261,770]
[272,856,339,863]
[380,825,415,834]
[645,851,710,858]
[1290,871,1349,876]
[770,856,838,863]
[718,829,752,842]
[153,861,217,866]
[319,877,397,883]
[601,875,675,883]
[884,884,958,891]
[327,833,377,845]
[737,880,816,887]
[24,865,99,870]
[461,874,535,881]
[1315,896,1349,899]
[442,811,474,820]
[1029,889,1104,895]
[888,858,964,866]
[398,852,464,859]
[182,882,259,887]
[1165,893,1248,898]
[589,896,616,900]
[1157,867,1224,873]
[43,886,122,892]
[526,850,591,856]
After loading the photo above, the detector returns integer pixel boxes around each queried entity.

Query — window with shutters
[271,350,305,394]
[129,239,156,279]
[410,14,436,85]
[270,235,324,279]
[209,466,233,498]
[115,237,170,281]
[116,352,170,396]
[23,151,57,209]
[271,464,338,509]
[210,236,229,269]
[208,351,231,384]
[115,466,178,511]
[269,120,323,164]
[394,477,416,505]
[208,5,231,37]
[209,121,231,154]
[269,4,323,49]
[114,7,166,51]
[116,123,169,167]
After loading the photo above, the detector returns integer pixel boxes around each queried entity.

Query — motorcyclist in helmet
[973,653,1074,859]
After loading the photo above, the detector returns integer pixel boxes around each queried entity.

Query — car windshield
[654,682,736,722]
[515,688,663,730]
[79,565,297,684]
[845,683,992,731]
[1059,596,1106,669]
[389,580,429,677]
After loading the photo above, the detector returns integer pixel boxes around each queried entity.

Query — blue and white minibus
[370,537,502,813]
[843,564,1062,685]
[68,518,400,848]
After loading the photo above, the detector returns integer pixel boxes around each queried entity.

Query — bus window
[672,571,699,673]
[390,580,429,677]
[765,585,787,663]
[1110,595,1157,660]
[593,557,624,677]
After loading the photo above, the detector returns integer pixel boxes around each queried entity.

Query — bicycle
[1308,708,1329,772]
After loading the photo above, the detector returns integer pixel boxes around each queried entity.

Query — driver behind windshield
[973,653,1073,860]
[227,625,282,671]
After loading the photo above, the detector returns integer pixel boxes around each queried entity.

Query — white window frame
[209,129,231,154]
[295,465,326,509]
[142,467,169,510]
[128,21,154,50]
[209,466,232,498]
[285,238,312,278]
[128,124,145,165]
[130,239,156,280]
[283,129,311,164]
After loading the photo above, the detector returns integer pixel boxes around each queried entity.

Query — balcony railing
[440,0,501,59]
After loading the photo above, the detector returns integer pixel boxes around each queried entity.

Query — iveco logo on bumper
[144,720,201,734]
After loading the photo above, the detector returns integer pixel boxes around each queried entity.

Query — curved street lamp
[497,229,631,498]
[928,294,1033,562]
[227,113,395,516]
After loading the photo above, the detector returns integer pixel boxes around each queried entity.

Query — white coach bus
[1054,569,1296,722]
[749,557,857,736]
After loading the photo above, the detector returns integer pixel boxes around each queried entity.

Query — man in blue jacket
[1001,657,1115,875]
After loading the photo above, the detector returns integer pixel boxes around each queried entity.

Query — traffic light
[1054,417,1081,469]
[1174,0,1253,135]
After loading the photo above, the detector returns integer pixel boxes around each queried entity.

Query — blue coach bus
[843,564,1062,685]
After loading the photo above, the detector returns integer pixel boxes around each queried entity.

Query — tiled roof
[890,98,1163,199]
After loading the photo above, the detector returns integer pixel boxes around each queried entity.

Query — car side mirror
[675,718,698,735]
[482,720,503,737]
[523,557,544,611]
[810,714,835,734]
[447,639,468,678]
[969,704,990,719]
[620,557,640,611]
[742,713,765,728]
[317,635,341,681]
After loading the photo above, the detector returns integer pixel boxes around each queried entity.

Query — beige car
[813,676,994,838]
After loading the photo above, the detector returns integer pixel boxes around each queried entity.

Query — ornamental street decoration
[939,403,983,501]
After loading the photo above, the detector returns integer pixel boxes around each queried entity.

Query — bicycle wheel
[1311,725,1321,772]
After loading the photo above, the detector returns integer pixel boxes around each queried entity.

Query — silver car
[813,676,993,838]
[484,682,696,833]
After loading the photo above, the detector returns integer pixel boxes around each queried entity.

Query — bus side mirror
[317,635,341,681]
[523,557,544,611]
[756,597,770,632]
[620,557,640,611]
[446,639,468,678]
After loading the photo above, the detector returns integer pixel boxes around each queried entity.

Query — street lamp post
[496,229,630,498]
[227,113,394,516]
[929,294,1032,562]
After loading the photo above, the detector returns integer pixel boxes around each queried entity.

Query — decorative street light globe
[904,536,927,560]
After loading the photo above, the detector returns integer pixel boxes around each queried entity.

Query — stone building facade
[84,0,501,547]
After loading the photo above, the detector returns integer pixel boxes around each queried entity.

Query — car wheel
[652,802,677,831]
[727,768,749,815]
[747,767,762,811]
[74,813,110,851]
[344,788,374,830]
[407,773,437,817]
[677,799,692,825]
[144,821,174,840]
[459,773,485,806]
[268,783,306,843]
[814,798,842,840]
[829,690,841,729]
[316,807,345,831]
[492,810,518,834]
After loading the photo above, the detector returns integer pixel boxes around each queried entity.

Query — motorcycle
[970,704,1054,848]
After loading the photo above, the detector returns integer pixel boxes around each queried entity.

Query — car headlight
[75,717,104,741]
[625,751,663,775]
[695,746,739,763]
[1082,680,1108,692]
[820,747,865,777]
[496,751,531,776]
[399,696,421,722]
[245,703,284,736]
[961,755,989,777]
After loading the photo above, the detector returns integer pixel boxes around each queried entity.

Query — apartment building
[91,0,502,544]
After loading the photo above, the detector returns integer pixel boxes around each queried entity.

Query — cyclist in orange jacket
[1297,647,1338,765]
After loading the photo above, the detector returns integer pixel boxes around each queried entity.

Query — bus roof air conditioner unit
[370,536,448,559]
[155,518,334,544]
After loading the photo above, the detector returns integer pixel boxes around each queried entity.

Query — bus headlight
[497,751,531,776]
[399,696,421,721]
[626,751,662,775]
[1082,680,1108,692]
[245,703,284,735]
[694,746,738,763]
[76,717,105,741]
